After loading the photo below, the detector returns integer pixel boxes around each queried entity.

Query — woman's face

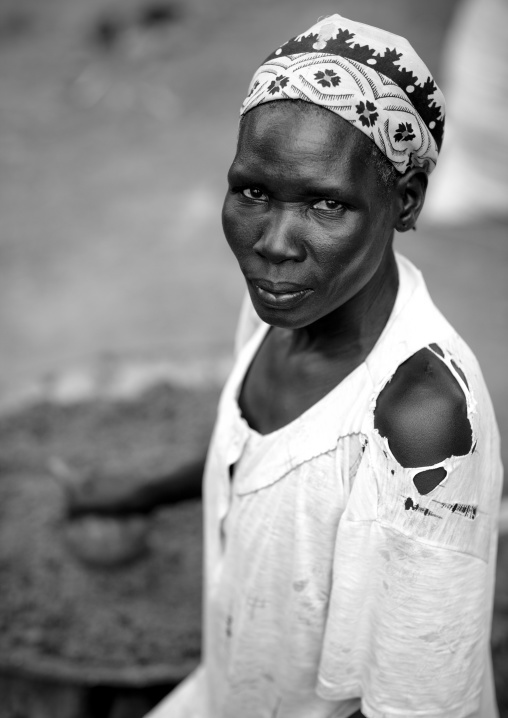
[222,101,400,329]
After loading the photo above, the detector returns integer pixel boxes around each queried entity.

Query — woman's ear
[394,168,428,232]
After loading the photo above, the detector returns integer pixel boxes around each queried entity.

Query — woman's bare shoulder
[373,347,472,469]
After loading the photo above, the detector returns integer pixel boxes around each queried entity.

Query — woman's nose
[253,207,305,264]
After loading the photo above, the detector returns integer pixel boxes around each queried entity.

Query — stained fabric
[144,255,502,718]
[241,14,445,174]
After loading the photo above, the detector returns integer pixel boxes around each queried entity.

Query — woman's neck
[287,249,399,362]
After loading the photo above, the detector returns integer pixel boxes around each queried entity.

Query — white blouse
[147,254,502,718]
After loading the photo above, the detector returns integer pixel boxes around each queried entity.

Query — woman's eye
[242,188,268,201]
[313,199,345,212]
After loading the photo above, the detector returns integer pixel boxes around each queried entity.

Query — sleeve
[315,374,502,718]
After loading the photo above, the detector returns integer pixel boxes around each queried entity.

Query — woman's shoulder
[373,345,473,470]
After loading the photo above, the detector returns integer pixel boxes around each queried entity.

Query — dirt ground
[0,385,215,718]
[0,385,218,682]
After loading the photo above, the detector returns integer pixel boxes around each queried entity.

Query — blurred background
[0,0,507,716]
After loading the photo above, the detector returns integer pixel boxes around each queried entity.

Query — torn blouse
[147,254,502,718]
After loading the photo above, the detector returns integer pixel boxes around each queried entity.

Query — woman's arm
[57,456,206,517]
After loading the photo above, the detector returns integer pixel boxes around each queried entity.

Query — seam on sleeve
[375,519,490,563]
[360,691,481,718]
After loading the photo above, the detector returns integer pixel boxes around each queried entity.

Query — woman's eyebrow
[227,173,269,192]
[226,163,252,181]
[228,158,359,201]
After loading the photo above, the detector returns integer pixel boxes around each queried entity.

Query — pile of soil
[0,382,220,685]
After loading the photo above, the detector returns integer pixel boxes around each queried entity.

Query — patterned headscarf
[240,15,445,174]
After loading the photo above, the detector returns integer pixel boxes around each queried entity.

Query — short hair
[368,140,399,193]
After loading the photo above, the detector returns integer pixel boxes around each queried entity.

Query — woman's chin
[249,296,317,330]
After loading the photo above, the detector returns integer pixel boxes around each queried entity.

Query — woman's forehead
[235,102,372,179]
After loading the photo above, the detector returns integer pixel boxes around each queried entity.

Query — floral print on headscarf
[241,14,445,174]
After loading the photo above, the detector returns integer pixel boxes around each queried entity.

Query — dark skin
[223,102,423,435]
[64,457,206,518]
[375,347,472,468]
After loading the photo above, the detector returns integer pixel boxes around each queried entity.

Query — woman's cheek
[222,201,241,249]
[223,203,261,254]
[221,195,235,237]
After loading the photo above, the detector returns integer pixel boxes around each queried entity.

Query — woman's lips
[250,279,314,309]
